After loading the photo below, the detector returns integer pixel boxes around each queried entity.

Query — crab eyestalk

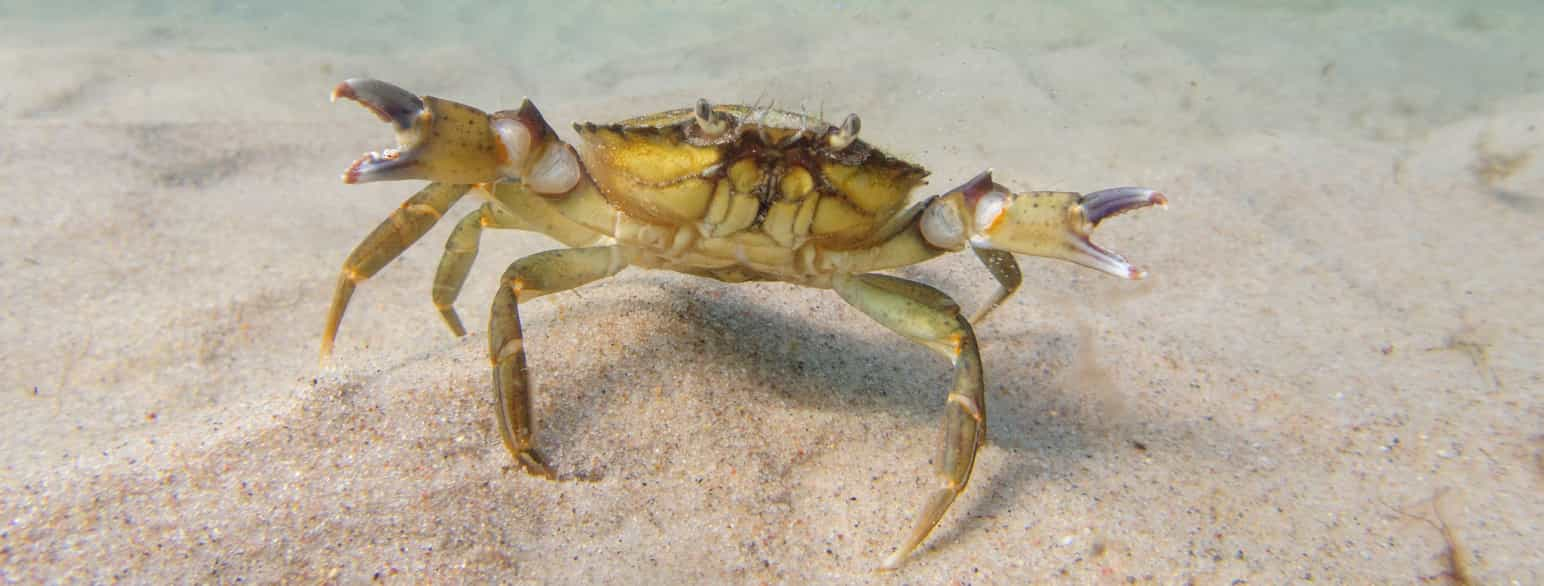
[332,78,503,184]
[692,98,731,138]
[827,113,861,150]
[921,171,1167,278]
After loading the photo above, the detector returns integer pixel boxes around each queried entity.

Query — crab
[320,78,1167,569]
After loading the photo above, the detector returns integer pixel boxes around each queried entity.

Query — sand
[2,2,1540,583]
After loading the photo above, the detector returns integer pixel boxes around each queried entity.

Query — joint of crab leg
[333,78,500,184]
[492,100,581,195]
[526,144,581,194]
[827,113,861,150]
[919,169,997,251]
[920,193,970,251]
[492,118,532,175]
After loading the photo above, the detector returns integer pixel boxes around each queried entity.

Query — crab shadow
[540,277,1065,439]
[507,272,1128,542]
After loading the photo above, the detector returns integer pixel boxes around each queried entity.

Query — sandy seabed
[1,2,1540,583]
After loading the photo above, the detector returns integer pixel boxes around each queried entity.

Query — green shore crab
[320,79,1166,568]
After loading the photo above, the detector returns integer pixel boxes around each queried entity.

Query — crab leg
[831,273,985,569]
[321,182,470,361]
[434,200,554,338]
[969,247,1023,325]
[435,184,614,336]
[434,204,506,337]
[490,246,628,478]
[330,78,602,348]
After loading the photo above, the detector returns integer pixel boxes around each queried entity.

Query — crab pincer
[331,78,502,185]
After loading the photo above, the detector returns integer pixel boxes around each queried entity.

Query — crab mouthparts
[332,78,428,184]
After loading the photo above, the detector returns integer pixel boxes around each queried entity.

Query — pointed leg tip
[439,307,468,338]
[515,451,557,480]
[1151,191,1169,209]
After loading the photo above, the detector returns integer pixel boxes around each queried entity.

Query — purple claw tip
[1082,187,1165,226]
[330,78,424,130]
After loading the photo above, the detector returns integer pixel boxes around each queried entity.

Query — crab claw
[1056,186,1169,278]
[921,171,1167,279]
[332,78,501,184]
[331,78,424,130]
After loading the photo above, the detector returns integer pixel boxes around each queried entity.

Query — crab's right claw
[332,78,501,184]
[993,185,1169,279]
[921,171,1167,279]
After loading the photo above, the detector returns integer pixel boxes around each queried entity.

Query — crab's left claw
[332,78,502,184]
[921,171,1168,279]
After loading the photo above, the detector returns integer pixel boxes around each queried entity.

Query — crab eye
[693,98,729,137]
[827,113,861,150]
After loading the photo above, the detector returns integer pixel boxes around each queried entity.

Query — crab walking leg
[969,248,1023,325]
[435,186,614,337]
[433,208,488,337]
[831,273,986,569]
[433,203,535,337]
[321,182,471,361]
[489,246,627,478]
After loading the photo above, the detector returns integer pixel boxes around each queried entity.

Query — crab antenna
[754,100,776,144]
[777,102,814,147]
[829,113,861,150]
[752,89,768,110]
